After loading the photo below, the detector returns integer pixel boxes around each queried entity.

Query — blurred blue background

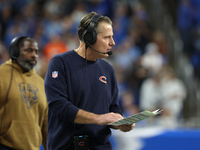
[1,0,200,149]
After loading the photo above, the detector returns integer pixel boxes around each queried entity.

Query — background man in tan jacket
[0,36,48,150]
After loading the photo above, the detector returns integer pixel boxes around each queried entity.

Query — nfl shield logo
[52,71,58,78]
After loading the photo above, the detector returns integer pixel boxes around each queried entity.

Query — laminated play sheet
[108,109,163,126]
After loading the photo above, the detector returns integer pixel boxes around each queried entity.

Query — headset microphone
[107,51,112,56]
[86,42,112,56]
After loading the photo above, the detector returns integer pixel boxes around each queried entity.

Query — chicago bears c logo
[99,76,107,83]
[18,83,38,109]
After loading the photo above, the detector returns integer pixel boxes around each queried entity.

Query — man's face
[17,40,39,72]
[92,22,115,58]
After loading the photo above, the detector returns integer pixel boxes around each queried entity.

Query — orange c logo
[79,141,85,146]
[99,76,107,83]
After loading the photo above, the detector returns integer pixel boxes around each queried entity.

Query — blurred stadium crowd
[177,0,200,81]
[0,0,199,128]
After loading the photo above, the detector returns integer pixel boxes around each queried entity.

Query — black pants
[0,144,15,150]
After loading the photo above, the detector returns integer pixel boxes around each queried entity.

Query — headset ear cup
[9,45,20,60]
[9,36,28,60]
[9,46,14,59]
[91,30,97,45]
[83,27,97,45]
[83,30,90,44]
[13,46,20,59]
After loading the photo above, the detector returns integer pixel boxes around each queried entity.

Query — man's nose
[110,37,115,46]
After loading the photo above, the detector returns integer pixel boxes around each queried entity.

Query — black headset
[82,14,103,45]
[9,36,28,60]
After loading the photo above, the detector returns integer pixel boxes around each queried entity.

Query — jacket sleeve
[44,56,79,123]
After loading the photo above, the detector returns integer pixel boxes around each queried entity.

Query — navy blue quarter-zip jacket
[44,50,121,150]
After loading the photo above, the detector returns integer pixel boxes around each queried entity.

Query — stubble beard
[17,59,37,71]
